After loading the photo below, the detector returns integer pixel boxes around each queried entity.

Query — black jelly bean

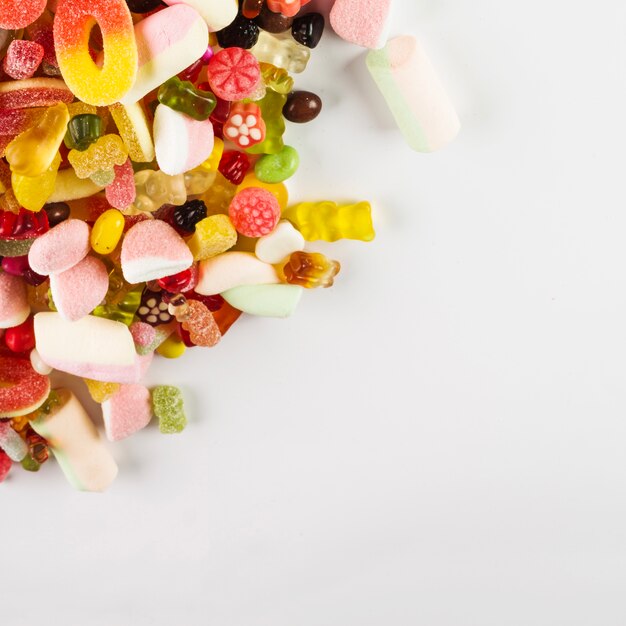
[43,202,70,227]
[283,91,322,123]
[291,13,324,49]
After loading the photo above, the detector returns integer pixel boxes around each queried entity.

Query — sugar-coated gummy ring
[0,356,51,418]
[53,0,138,106]
[0,0,46,30]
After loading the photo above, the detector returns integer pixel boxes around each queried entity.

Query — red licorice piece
[218,150,251,185]
[4,316,35,353]
[0,208,49,240]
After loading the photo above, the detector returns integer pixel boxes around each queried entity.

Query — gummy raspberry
[228,187,280,237]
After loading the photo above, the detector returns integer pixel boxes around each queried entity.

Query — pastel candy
[120,5,209,105]
[221,284,303,317]
[0,272,29,329]
[49,256,109,321]
[28,219,90,276]
[162,0,238,32]
[30,389,118,492]
[154,104,215,176]
[0,421,28,461]
[196,252,280,296]
[330,0,392,49]
[366,36,460,153]
[34,313,138,383]
[102,384,152,442]
[255,220,305,264]
[121,220,194,284]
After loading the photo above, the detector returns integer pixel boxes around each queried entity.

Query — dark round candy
[43,202,70,227]
[216,14,260,49]
[172,199,208,233]
[125,0,165,13]
[255,4,293,33]
[291,13,324,49]
[283,91,322,123]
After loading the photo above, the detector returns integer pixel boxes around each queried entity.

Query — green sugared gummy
[158,77,217,121]
[66,114,103,151]
[152,386,187,434]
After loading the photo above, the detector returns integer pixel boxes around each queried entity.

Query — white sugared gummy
[255,220,305,264]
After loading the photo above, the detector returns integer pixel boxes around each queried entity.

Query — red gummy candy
[228,187,280,237]
[218,150,251,185]
[207,47,261,102]
[0,0,46,30]
[4,317,35,354]
[0,449,10,483]
[3,40,45,80]
[0,208,49,240]
[105,159,136,210]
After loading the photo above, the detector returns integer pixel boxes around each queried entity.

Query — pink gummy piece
[28,219,90,276]
[0,449,10,483]
[106,159,136,210]
[103,384,152,442]
[129,321,156,348]
[207,47,260,102]
[3,40,45,80]
[228,187,280,237]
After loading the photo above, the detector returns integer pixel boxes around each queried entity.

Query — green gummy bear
[152,386,187,434]
[245,90,286,155]
[158,77,217,121]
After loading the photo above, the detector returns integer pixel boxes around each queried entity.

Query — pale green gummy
[221,284,303,318]
[366,43,431,153]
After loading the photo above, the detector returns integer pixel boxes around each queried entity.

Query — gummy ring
[0,0,46,30]
[0,356,50,418]
[53,0,138,106]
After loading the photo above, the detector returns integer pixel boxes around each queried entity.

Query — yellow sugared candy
[91,209,125,255]
[109,102,155,163]
[6,103,69,177]
[187,214,238,261]
[156,334,186,359]
[83,379,120,404]
[237,173,288,210]
[12,152,62,212]
[68,134,129,179]
[282,200,375,242]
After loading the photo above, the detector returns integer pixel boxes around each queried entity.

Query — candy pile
[0,0,381,490]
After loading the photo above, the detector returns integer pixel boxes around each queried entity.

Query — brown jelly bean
[283,91,322,123]
[255,4,294,34]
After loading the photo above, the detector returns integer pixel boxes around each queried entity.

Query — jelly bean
[6,102,69,177]
[207,47,261,102]
[283,201,375,242]
[157,77,217,121]
[283,251,340,288]
[266,0,312,18]
[250,30,310,73]
[43,202,70,227]
[255,145,299,183]
[91,209,125,255]
[229,187,280,237]
[223,102,266,149]
[283,90,322,123]
[156,333,186,359]
[292,13,325,49]
[187,214,237,261]
[66,114,103,151]
[53,0,138,106]
[152,385,187,434]
[216,13,260,50]
[255,4,293,33]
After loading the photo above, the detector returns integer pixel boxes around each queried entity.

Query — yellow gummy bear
[83,378,120,403]
[12,152,62,212]
[68,134,129,179]
[6,103,70,177]
[187,214,238,260]
[282,201,375,242]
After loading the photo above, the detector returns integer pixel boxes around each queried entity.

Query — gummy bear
[68,134,129,180]
[133,169,187,213]
[152,386,187,434]
[158,76,217,121]
[250,31,310,74]
[244,89,286,155]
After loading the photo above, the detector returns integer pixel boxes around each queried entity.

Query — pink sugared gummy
[207,47,260,101]
[102,383,153,442]
[106,159,136,210]
[329,0,392,49]
[228,187,280,237]
[49,256,109,321]
[129,321,156,349]
[3,40,45,80]
[28,219,90,276]
[0,0,46,30]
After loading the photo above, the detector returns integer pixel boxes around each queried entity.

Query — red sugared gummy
[3,40,45,80]
[0,0,46,30]
[228,187,280,237]
[218,150,251,185]
[207,48,261,102]
[4,317,35,353]
[105,159,136,210]
[0,449,11,483]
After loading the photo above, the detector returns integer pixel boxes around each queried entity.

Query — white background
[4,0,626,624]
